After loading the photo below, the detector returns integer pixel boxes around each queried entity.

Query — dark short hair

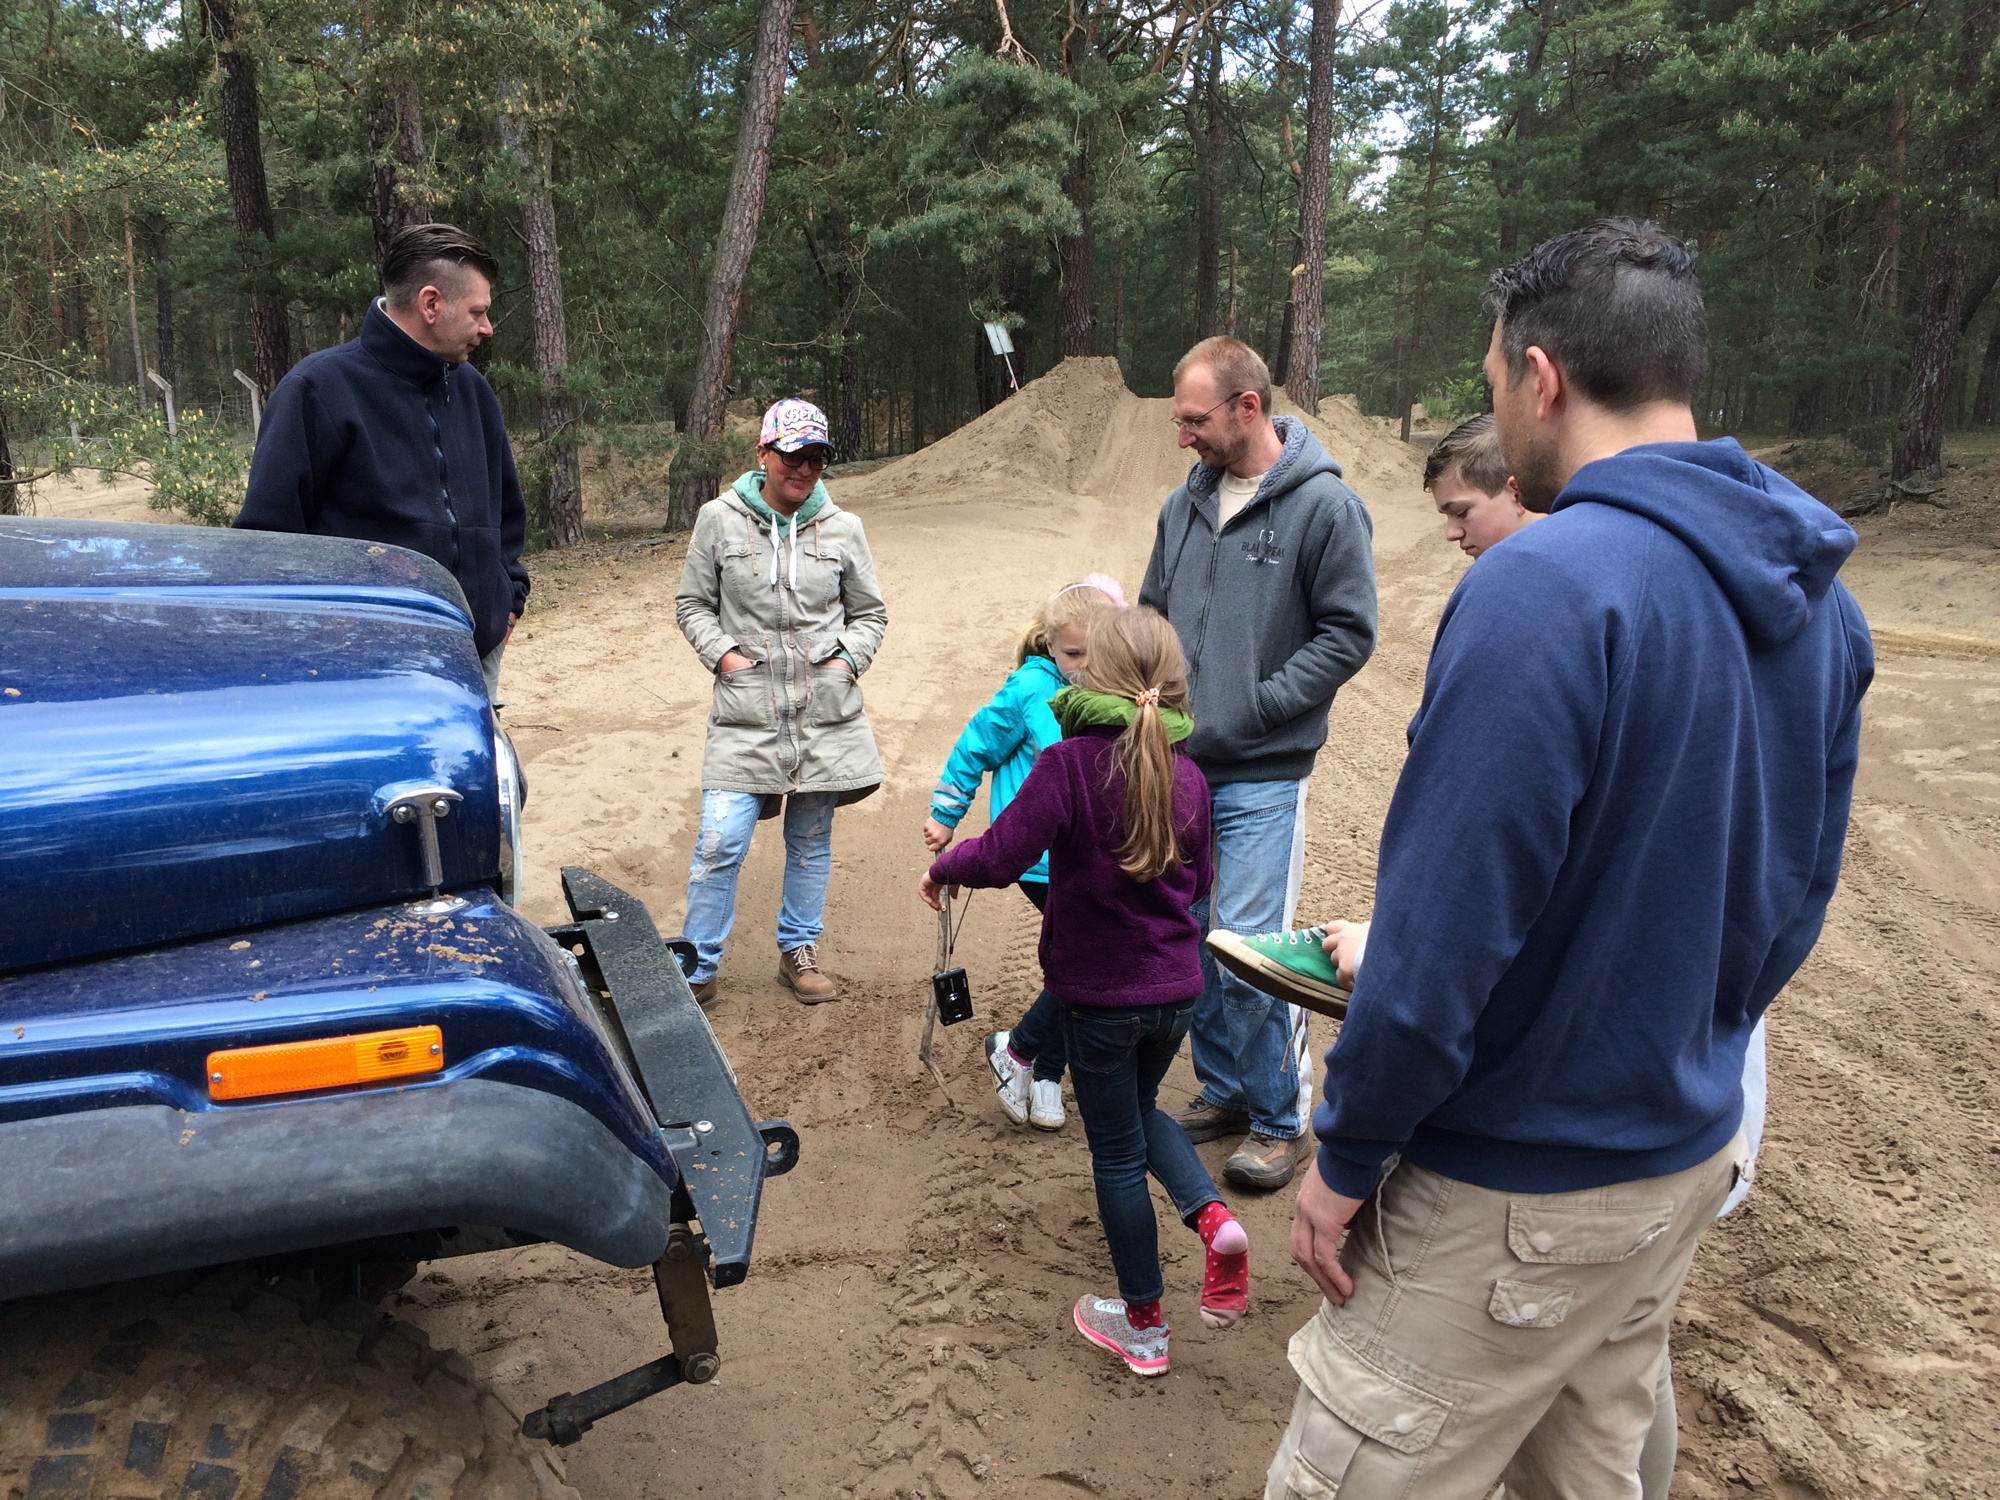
[1423,413,1509,494]
[380,224,501,308]
[1484,220,1707,410]
[1173,336,1275,419]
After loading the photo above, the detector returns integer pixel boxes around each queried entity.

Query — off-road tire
[0,1267,580,1500]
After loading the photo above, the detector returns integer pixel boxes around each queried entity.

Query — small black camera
[931,966,973,1026]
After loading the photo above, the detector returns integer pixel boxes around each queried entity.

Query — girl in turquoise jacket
[923,577,1123,1129]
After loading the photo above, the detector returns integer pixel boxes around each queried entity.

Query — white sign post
[232,369,262,439]
[146,370,176,437]
[982,321,1019,394]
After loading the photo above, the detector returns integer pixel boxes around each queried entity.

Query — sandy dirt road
[381,360,1997,1500]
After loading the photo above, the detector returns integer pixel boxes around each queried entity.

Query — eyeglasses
[1170,393,1245,432]
[774,448,831,471]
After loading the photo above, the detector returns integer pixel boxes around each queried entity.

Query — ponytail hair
[1080,606,1193,882]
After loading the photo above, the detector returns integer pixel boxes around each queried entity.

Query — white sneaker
[984,1030,1030,1126]
[1029,1078,1066,1131]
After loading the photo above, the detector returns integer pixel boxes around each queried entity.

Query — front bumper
[0,871,794,1301]
[0,1078,675,1298]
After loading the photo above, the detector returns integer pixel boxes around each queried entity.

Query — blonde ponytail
[1080,608,1193,882]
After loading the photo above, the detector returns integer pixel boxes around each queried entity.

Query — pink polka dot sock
[1194,1201,1249,1329]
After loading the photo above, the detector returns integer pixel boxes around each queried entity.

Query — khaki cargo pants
[1265,1134,1745,1500]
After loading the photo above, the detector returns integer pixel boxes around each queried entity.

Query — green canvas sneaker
[1205,927,1352,1019]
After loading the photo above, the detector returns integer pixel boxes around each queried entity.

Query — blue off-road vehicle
[0,518,795,1499]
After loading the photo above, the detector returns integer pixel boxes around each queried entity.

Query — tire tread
[0,1272,579,1500]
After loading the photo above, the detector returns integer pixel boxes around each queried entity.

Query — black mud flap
[548,867,798,1287]
[525,869,799,1446]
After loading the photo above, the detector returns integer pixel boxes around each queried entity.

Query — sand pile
[1274,390,1427,494]
[851,357,1133,503]
[854,355,1423,511]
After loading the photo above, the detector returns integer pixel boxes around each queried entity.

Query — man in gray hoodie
[1141,337,1378,1189]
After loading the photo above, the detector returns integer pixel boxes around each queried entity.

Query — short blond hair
[1173,336,1274,419]
[1017,581,1118,666]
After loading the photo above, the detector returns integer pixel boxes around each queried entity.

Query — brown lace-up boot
[779,942,839,1004]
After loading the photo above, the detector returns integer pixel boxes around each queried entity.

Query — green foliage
[876,54,1085,291]
[2,0,1993,488]
[5,377,247,525]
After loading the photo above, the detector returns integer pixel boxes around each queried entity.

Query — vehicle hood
[0,520,499,972]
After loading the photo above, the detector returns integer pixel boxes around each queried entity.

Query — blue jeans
[1191,777,1311,1139]
[681,790,837,983]
[1061,999,1223,1306]
[1007,881,1066,1081]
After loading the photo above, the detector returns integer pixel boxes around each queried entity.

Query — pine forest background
[2,0,1996,542]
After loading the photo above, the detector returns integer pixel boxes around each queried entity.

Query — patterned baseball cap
[760,397,831,452]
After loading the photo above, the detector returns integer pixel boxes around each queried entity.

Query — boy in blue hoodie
[1267,221,1872,1499]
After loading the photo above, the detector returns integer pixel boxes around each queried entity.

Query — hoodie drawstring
[767,511,801,592]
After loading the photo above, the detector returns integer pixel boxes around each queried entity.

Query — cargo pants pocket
[1275,1317,1453,1499]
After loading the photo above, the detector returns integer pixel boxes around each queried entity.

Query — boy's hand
[922,818,954,854]
[918,872,959,911]
[1290,1164,1364,1304]
[1320,919,1370,988]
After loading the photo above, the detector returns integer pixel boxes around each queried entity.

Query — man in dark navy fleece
[1266,222,1873,1499]
[234,224,528,701]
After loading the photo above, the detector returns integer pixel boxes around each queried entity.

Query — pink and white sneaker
[1072,1295,1170,1376]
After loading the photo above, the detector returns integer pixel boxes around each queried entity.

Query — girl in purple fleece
[919,607,1249,1376]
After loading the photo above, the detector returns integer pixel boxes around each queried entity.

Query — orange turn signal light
[207,1025,443,1101]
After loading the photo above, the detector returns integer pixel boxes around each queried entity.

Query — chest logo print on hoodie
[1243,529,1285,566]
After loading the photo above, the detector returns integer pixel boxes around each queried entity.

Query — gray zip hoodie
[1139,416,1378,783]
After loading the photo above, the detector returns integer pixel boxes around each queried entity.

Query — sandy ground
[390,361,1998,1499]
[59,362,1996,1496]
[26,468,159,523]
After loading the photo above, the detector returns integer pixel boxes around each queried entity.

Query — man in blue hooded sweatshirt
[1266,222,1873,1499]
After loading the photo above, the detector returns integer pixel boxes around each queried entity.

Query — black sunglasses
[774,447,831,471]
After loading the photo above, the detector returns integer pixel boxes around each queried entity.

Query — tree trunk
[497,84,583,550]
[1497,0,1553,257]
[0,398,18,517]
[1001,255,1032,385]
[367,69,432,262]
[61,211,90,359]
[665,0,799,531]
[147,218,177,391]
[1971,320,2000,425]
[1894,238,1970,477]
[1883,91,1906,319]
[1284,0,1338,412]
[1787,202,1839,437]
[1890,0,1997,480]
[827,210,864,459]
[201,0,292,395]
[1275,264,1297,378]
[122,208,148,413]
[1058,139,1093,357]
[1191,32,1223,341]
[1057,19,1093,359]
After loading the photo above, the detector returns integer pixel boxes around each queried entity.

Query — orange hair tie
[1134,687,1161,707]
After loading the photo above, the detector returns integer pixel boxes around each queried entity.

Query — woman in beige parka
[673,398,888,1005]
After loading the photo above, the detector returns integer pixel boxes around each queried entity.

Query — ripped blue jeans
[680,790,838,984]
